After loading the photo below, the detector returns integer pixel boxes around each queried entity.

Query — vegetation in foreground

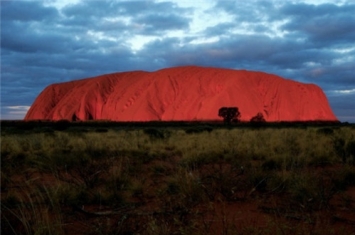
[1,122,355,234]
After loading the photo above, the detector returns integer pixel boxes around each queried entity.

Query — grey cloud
[61,1,190,27]
[269,48,336,69]
[1,0,354,122]
[281,3,355,45]
[62,1,182,18]
[1,22,72,53]
[203,23,236,37]
[214,1,355,46]
[214,0,278,22]
[134,13,190,34]
[116,1,192,16]
[140,35,274,68]
[327,93,355,122]
[2,41,135,79]
[305,62,355,89]
[1,1,58,22]
[281,2,355,18]
[49,0,192,43]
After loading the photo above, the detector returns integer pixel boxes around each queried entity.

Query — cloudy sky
[1,0,354,122]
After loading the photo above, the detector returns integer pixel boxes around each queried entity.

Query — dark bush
[250,112,266,123]
[333,137,346,163]
[166,181,180,195]
[144,128,171,139]
[184,126,213,134]
[333,167,355,191]
[346,140,355,164]
[95,128,108,133]
[262,159,281,171]
[53,119,71,131]
[218,107,241,123]
[317,127,334,135]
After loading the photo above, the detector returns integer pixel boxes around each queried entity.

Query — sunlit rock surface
[25,66,337,122]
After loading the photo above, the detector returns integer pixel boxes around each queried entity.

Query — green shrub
[2,186,64,235]
[286,172,336,211]
[180,150,223,169]
[2,124,354,234]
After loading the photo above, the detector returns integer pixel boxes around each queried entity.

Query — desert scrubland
[1,122,355,234]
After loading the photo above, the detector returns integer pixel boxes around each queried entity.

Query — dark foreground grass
[1,123,355,234]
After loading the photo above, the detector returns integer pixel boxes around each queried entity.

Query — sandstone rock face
[24,66,338,122]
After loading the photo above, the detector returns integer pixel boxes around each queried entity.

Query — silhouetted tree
[218,107,241,123]
[250,112,266,123]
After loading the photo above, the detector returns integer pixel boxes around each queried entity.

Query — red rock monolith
[24,66,338,122]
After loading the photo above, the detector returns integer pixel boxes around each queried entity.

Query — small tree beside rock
[250,112,266,123]
[218,107,241,123]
